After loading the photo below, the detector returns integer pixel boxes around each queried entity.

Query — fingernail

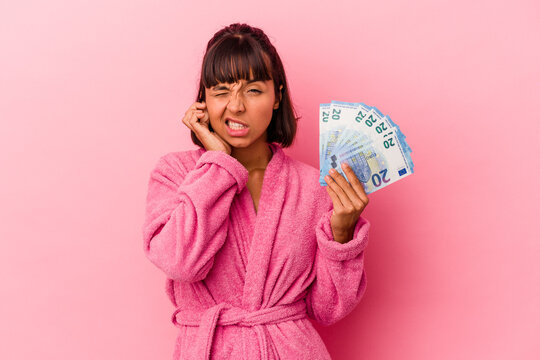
[330,168,336,174]
[342,163,349,169]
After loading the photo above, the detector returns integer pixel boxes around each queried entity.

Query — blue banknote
[319,101,414,194]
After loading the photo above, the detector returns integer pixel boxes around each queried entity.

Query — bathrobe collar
[240,142,288,310]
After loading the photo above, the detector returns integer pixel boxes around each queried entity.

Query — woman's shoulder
[152,147,206,176]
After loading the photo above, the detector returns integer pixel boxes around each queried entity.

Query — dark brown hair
[191,23,299,148]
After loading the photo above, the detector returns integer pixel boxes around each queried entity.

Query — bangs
[201,35,273,88]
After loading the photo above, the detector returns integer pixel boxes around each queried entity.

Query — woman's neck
[231,142,273,172]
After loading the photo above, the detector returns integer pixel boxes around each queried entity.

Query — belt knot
[171,300,307,360]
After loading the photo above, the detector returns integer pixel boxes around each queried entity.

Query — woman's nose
[227,92,245,113]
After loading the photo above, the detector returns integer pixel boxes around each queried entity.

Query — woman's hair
[191,23,299,148]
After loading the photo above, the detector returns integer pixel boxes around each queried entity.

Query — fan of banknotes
[319,100,414,194]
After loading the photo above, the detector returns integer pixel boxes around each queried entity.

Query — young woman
[143,23,371,360]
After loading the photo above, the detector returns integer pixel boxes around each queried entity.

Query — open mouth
[226,119,248,129]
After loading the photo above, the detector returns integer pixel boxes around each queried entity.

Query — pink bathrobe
[142,142,370,360]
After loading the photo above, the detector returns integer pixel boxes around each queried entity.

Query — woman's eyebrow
[211,80,262,91]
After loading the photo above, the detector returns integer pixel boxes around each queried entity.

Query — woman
[142,23,371,360]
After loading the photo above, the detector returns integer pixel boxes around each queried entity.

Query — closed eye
[248,89,262,93]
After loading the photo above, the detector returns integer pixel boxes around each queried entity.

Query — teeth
[228,121,247,129]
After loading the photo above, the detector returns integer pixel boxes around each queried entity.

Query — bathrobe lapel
[241,142,288,311]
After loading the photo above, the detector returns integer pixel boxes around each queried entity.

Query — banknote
[319,101,414,194]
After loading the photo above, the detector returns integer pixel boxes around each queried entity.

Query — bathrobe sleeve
[305,194,371,327]
[142,150,249,283]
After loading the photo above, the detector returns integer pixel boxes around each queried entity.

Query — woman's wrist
[332,227,355,244]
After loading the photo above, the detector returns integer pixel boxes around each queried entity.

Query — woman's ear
[273,85,283,109]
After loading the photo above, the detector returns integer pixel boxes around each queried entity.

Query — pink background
[1,0,539,359]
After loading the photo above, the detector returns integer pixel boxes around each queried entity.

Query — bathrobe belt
[172,299,308,360]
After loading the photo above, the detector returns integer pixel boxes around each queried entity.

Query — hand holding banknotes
[325,162,369,244]
[182,101,232,155]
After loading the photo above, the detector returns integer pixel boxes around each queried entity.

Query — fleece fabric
[142,142,370,360]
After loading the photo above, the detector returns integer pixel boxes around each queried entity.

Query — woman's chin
[224,137,250,147]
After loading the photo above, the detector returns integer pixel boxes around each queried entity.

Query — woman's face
[204,78,280,148]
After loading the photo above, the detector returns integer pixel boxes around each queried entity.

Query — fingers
[325,182,343,214]
[189,111,207,131]
[325,171,355,212]
[182,113,194,132]
[183,102,206,119]
[182,102,208,133]
[325,164,369,211]
[197,107,210,127]
[186,101,205,110]
[182,109,199,132]
[340,163,369,204]
[193,101,206,110]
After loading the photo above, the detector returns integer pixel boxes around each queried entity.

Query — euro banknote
[319,100,414,194]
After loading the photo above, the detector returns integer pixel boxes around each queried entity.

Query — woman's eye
[215,93,227,97]
[248,89,261,93]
